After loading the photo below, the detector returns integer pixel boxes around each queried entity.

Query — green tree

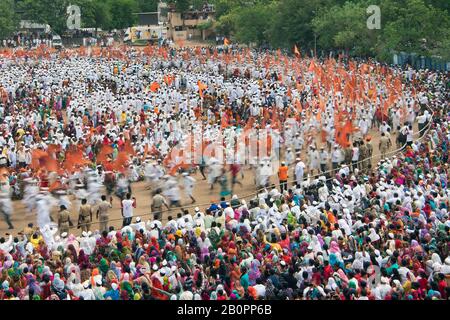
[211,0,247,18]
[107,0,139,29]
[436,29,450,60]
[312,1,378,56]
[215,13,235,36]
[380,0,450,59]
[232,3,274,46]
[213,0,274,38]
[191,0,205,10]
[137,0,159,12]
[268,0,334,49]
[17,0,70,34]
[425,0,449,12]
[0,0,18,40]
[93,1,113,31]
[72,0,112,30]
[168,0,192,13]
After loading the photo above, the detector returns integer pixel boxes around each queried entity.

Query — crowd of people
[0,44,448,300]
[2,33,51,49]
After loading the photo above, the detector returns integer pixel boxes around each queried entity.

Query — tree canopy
[1,0,448,62]
[0,0,18,40]
[213,0,449,61]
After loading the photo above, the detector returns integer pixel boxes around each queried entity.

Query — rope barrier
[72,105,435,231]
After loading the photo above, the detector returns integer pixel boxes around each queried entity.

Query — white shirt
[417,114,427,124]
[332,149,342,163]
[122,199,135,218]
[253,284,266,298]
[352,147,359,161]
[295,161,306,176]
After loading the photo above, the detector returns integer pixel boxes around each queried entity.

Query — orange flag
[64,150,91,171]
[43,155,59,172]
[96,145,114,164]
[394,77,402,93]
[244,117,255,131]
[112,152,130,173]
[295,99,302,113]
[49,181,63,192]
[198,81,208,98]
[31,149,48,170]
[335,119,355,147]
[294,45,301,58]
[221,112,230,129]
[308,59,316,73]
[287,87,292,98]
[150,82,160,92]
[224,38,230,46]
[123,140,136,156]
[169,164,181,176]
[164,75,174,86]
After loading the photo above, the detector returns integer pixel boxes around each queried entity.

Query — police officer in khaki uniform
[151,189,169,220]
[57,205,72,235]
[379,132,391,158]
[96,195,112,233]
[359,140,368,171]
[78,199,92,232]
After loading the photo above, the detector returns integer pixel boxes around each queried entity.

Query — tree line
[214,0,449,61]
[1,0,449,61]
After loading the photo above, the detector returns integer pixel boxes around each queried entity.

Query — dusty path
[0,123,416,237]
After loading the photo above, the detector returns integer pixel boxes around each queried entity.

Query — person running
[230,162,243,192]
[182,172,197,204]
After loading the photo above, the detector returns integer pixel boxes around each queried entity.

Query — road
[0,124,415,237]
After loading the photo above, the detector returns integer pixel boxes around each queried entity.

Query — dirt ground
[0,122,418,237]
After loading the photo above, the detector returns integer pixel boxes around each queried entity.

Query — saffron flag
[198,81,208,98]
[150,82,160,92]
[294,45,301,58]
[224,38,230,46]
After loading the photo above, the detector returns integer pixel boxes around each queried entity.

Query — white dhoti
[36,207,51,229]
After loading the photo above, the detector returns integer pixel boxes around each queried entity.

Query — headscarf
[248,259,261,285]
[99,258,109,274]
[78,250,90,269]
[329,241,341,254]
[52,273,65,291]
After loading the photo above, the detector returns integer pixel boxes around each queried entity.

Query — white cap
[94,274,102,286]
